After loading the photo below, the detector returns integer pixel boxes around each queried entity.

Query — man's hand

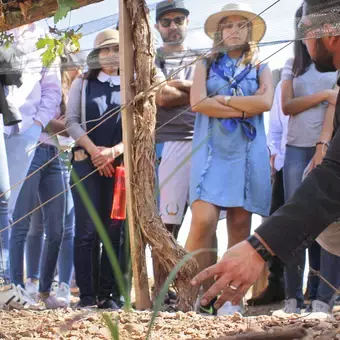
[191,240,266,309]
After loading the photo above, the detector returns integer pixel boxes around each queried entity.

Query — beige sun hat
[204,3,266,43]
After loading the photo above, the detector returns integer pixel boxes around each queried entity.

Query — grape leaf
[36,36,55,49]
[54,0,78,24]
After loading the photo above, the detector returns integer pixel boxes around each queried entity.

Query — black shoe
[74,296,97,308]
[164,290,177,304]
[97,298,119,310]
[247,281,285,306]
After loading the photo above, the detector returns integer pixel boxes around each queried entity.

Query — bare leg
[226,207,252,249]
[185,200,219,292]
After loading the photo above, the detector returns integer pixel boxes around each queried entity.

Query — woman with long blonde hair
[186,3,273,315]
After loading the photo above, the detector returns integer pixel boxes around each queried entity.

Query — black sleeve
[256,92,340,264]
[0,46,22,87]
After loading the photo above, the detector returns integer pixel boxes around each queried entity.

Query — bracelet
[316,141,330,148]
[242,111,246,120]
[246,235,273,262]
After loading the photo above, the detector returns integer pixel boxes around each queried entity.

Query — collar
[97,71,120,86]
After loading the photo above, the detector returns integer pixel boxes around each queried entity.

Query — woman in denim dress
[185,3,273,315]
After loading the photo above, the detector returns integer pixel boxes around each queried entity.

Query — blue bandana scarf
[211,53,257,140]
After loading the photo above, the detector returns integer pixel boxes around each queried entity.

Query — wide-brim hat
[87,29,119,67]
[204,3,266,43]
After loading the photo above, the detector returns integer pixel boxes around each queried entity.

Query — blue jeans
[0,123,41,283]
[283,145,321,307]
[26,155,75,285]
[10,144,64,293]
[71,156,123,300]
[0,130,10,283]
[318,248,340,307]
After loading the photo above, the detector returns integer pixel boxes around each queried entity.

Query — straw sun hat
[204,3,266,43]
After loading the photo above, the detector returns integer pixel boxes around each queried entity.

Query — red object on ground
[111,166,126,220]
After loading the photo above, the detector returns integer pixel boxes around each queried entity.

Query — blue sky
[36,0,301,70]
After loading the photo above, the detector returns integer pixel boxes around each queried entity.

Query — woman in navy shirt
[66,29,124,309]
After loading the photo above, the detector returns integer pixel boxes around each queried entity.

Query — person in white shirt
[248,80,289,306]
[0,23,61,308]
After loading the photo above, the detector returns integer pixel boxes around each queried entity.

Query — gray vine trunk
[124,0,199,311]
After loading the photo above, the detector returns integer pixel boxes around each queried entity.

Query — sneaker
[0,284,37,309]
[40,293,67,309]
[302,300,333,320]
[25,279,39,302]
[199,297,218,316]
[55,282,70,306]
[312,300,331,314]
[217,301,243,316]
[51,281,59,294]
[74,296,97,309]
[272,298,301,317]
[97,298,119,310]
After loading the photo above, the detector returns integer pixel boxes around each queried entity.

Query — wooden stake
[119,0,151,310]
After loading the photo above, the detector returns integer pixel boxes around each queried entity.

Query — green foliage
[54,0,79,25]
[102,313,120,340]
[35,27,82,67]
[0,32,14,48]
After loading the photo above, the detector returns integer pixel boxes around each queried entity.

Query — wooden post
[119,0,151,310]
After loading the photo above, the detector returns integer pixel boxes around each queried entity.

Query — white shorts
[158,141,192,225]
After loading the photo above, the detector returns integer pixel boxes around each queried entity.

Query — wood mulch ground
[0,305,338,339]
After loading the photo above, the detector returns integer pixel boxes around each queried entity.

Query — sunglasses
[158,15,186,28]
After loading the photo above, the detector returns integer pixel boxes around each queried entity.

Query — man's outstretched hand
[191,240,266,309]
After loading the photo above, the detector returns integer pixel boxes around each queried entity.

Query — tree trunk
[124,0,199,311]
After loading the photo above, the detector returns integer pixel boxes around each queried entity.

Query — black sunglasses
[158,15,186,28]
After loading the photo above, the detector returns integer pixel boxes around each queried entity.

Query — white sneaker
[272,299,301,317]
[0,284,37,309]
[55,282,70,305]
[217,301,243,316]
[25,279,39,302]
[312,299,331,313]
[40,293,67,309]
[51,281,59,294]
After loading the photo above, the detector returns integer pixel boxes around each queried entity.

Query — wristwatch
[246,235,273,262]
[224,95,231,106]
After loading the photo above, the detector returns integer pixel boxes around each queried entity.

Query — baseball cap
[156,0,189,21]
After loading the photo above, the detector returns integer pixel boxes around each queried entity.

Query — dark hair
[84,49,101,80]
[292,4,312,77]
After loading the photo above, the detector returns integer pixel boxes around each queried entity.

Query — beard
[313,39,337,73]
[160,28,187,45]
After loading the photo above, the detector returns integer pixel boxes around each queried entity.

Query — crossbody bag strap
[81,78,88,131]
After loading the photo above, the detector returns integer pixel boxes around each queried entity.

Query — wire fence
[0,0,339,304]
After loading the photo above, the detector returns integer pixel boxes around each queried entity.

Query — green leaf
[102,313,120,340]
[36,36,55,49]
[54,0,78,24]
[41,48,57,67]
